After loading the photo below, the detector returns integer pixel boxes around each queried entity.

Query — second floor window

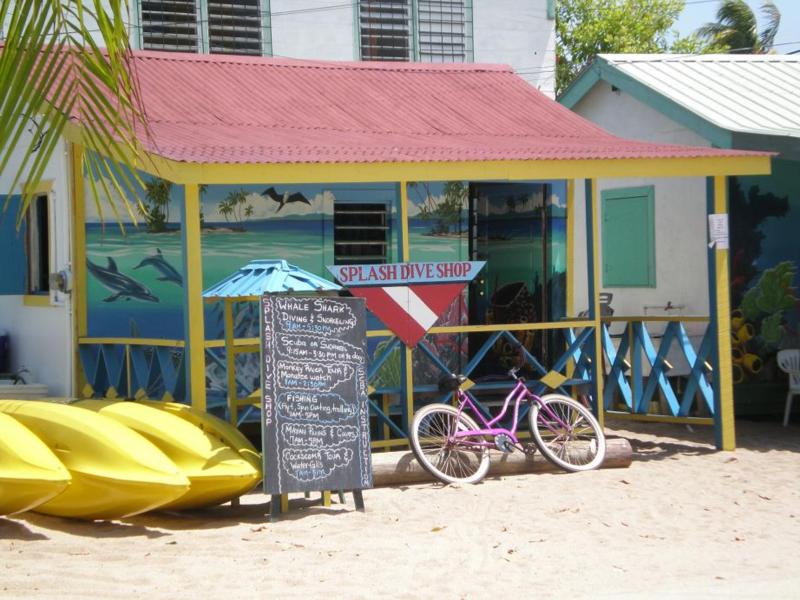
[138,0,269,56]
[359,0,472,63]
[140,0,199,52]
[359,0,412,61]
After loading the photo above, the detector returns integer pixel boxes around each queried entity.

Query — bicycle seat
[438,373,468,392]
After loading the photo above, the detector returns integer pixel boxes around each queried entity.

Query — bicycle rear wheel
[529,394,606,472]
[410,404,490,485]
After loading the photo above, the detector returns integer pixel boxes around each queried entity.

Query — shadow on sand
[607,417,800,462]
[0,517,49,541]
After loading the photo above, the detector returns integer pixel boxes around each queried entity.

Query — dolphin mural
[134,248,183,286]
[87,257,159,303]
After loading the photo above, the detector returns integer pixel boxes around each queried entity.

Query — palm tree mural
[217,188,252,228]
[698,0,781,53]
[139,177,173,233]
[0,1,146,226]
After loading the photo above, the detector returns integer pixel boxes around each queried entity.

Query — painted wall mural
[84,175,568,407]
[730,159,800,385]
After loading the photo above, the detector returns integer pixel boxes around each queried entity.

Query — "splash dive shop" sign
[327,261,485,347]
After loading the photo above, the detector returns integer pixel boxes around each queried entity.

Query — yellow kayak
[0,412,71,516]
[77,400,260,510]
[140,400,262,473]
[0,401,189,520]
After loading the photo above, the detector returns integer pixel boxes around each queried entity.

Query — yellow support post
[224,299,236,424]
[70,144,88,394]
[566,179,575,319]
[399,181,410,261]
[710,176,736,450]
[587,179,605,428]
[181,183,206,411]
[399,181,415,432]
[566,179,575,384]
[322,490,331,507]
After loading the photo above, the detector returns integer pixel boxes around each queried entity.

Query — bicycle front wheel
[410,404,490,485]
[529,394,606,472]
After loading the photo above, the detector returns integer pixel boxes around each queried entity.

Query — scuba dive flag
[327,261,485,348]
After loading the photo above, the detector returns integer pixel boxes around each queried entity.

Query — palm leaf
[759,1,781,51]
[0,0,148,228]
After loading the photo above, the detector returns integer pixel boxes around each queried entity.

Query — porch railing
[600,317,715,425]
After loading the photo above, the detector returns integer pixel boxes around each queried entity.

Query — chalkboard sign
[260,294,373,496]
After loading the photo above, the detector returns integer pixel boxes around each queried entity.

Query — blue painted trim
[546,0,555,19]
[602,323,632,410]
[637,322,679,415]
[559,58,734,148]
[260,0,273,56]
[678,324,713,416]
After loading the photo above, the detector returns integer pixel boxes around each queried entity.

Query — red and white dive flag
[327,261,485,347]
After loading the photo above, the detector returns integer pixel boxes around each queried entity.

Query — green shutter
[601,186,656,287]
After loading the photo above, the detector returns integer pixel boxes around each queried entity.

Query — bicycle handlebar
[508,366,523,381]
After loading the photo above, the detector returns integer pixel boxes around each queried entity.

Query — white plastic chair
[777,349,800,426]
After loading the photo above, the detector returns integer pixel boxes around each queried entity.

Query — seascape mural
[730,159,800,386]
[84,173,568,408]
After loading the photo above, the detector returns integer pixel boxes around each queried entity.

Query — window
[359,0,412,61]
[207,0,263,55]
[418,1,468,63]
[138,0,270,55]
[359,0,472,63]
[334,203,388,265]
[25,194,50,295]
[601,186,656,287]
[140,0,200,52]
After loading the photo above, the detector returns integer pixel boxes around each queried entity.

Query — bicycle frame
[450,379,572,449]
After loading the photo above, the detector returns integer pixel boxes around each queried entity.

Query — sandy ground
[1,419,799,600]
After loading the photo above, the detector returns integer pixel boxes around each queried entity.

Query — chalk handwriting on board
[277,392,358,423]
[277,361,354,392]
[280,423,359,448]
[262,295,372,495]
[275,297,357,335]
[277,334,365,364]
[282,447,354,482]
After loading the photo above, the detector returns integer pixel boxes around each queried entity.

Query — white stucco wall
[0,131,73,396]
[270,0,358,61]
[473,0,555,97]
[569,82,712,321]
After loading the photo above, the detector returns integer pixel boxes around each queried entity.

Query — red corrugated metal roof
[107,50,761,165]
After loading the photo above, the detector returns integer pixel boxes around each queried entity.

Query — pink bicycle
[410,367,606,484]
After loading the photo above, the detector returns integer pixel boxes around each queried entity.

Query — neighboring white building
[129,0,557,96]
[561,54,800,399]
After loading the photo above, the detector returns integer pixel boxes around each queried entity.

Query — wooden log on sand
[372,437,632,487]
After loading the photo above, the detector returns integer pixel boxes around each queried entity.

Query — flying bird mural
[262,187,311,212]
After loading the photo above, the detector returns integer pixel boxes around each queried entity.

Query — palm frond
[759,1,781,51]
[698,0,759,52]
[0,0,147,227]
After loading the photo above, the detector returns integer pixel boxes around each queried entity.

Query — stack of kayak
[0,400,261,520]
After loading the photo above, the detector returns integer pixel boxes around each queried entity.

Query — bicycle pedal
[521,443,537,456]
